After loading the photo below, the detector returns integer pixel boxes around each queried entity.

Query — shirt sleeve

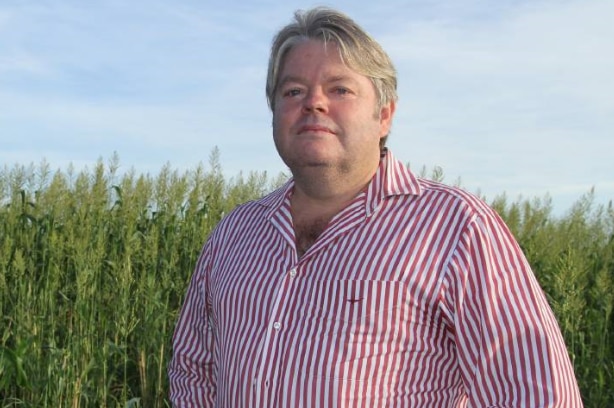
[440,209,583,407]
[168,244,217,407]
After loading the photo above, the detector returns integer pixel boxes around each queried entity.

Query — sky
[1,0,613,216]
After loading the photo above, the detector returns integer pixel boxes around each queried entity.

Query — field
[1,151,613,407]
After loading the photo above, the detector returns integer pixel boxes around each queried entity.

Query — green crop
[1,151,611,407]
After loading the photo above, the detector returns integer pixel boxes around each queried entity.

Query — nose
[302,88,327,114]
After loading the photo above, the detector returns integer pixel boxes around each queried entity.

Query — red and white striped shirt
[169,150,583,407]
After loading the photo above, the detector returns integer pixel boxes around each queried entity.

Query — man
[168,7,583,407]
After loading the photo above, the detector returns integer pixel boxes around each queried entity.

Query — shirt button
[273,322,281,330]
[289,268,297,277]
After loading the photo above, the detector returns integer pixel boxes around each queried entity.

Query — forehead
[296,38,338,53]
[283,39,343,66]
[279,39,366,81]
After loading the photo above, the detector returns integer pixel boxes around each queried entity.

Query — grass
[1,152,612,407]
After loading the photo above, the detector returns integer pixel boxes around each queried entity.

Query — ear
[379,100,396,138]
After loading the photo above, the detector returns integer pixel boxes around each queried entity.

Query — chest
[208,207,457,353]
[293,216,329,257]
[208,231,458,405]
[205,204,466,404]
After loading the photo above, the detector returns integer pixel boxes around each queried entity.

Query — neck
[291,171,366,209]
[290,160,377,225]
[289,163,377,257]
[290,173,370,258]
[292,154,379,199]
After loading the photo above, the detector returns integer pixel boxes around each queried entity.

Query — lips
[297,124,335,135]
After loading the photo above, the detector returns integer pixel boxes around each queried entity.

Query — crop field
[1,152,612,407]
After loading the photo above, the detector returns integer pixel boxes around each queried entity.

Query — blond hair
[266,7,398,113]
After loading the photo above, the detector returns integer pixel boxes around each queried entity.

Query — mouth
[297,124,335,135]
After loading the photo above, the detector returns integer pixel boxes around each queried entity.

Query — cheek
[272,107,296,131]
[272,112,283,132]
[271,113,288,146]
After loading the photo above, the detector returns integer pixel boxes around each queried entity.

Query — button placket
[254,264,299,406]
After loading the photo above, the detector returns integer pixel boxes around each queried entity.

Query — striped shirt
[168,150,583,407]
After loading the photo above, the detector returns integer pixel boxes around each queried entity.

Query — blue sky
[1,0,613,215]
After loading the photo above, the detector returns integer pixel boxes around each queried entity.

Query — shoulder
[407,177,511,240]
[383,152,497,222]
[413,178,496,219]
[209,182,289,239]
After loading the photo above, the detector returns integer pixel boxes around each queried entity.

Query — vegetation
[1,151,612,407]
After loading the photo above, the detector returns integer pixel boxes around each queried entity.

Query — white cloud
[376,0,613,211]
[0,0,611,214]
[0,52,51,76]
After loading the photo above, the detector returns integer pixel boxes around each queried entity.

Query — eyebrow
[277,74,359,89]
[277,75,305,89]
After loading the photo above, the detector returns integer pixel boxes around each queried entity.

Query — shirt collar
[261,149,422,219]
[365,148,422,216]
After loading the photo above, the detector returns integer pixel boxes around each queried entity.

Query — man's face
[272,39,394,179]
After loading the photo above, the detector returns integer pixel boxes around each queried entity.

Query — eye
[282,88,302,97]
[333,87,351,95]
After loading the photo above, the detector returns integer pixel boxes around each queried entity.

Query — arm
[168,245,217,407]
[441,209,583,407]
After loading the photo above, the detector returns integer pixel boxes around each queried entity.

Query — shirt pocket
[300,279,406,324]
[294,279,408,382]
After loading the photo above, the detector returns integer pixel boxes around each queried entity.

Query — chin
[285,157,332,171]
